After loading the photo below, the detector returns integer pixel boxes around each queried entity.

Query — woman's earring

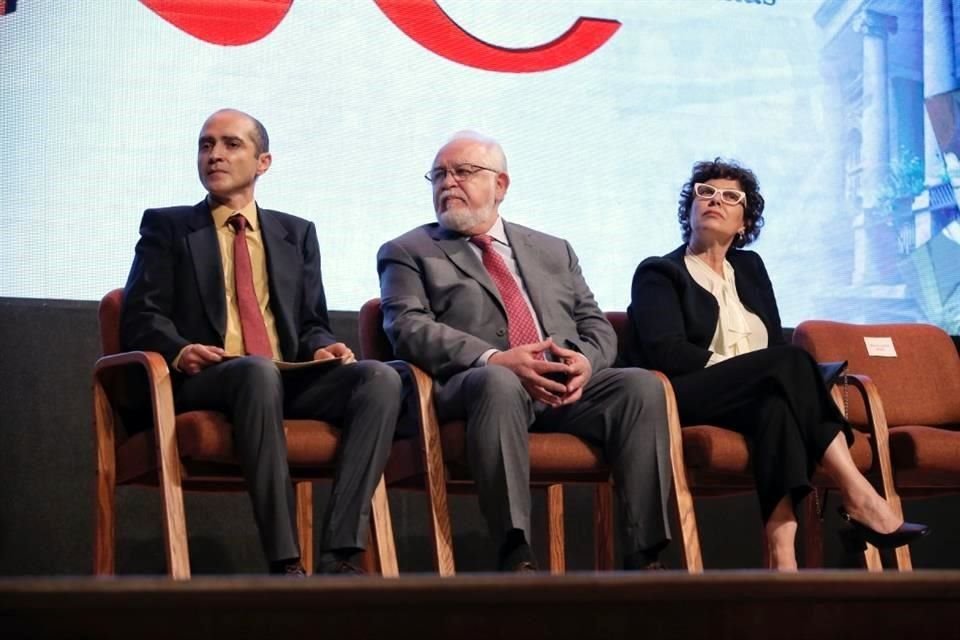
[737,229,745,242]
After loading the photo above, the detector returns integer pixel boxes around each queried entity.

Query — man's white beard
[437,207,486,233]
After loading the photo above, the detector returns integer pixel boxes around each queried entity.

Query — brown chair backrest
[359,298,395,361]
[605,311,629,358]
[794,320,960,428]
[99,288,125,356]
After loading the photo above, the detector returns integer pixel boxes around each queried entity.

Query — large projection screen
[2,1,959,332]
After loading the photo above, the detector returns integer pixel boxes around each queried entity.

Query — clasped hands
[177,342,356,375]
[488,338,591,407]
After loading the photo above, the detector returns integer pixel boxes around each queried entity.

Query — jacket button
[496,328,506,337]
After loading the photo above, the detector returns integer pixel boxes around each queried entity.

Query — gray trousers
[435,365,672,555]
[176,356,401,562]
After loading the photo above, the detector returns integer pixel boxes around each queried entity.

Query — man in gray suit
[377,132,672,571]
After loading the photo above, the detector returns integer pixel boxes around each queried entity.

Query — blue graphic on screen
[1,1,958,332]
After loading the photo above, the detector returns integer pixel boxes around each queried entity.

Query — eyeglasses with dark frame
[694,182,746,206]
[424,163,499,185]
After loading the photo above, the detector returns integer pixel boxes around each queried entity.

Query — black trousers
[670,345,851,522]
[175,356,402,563]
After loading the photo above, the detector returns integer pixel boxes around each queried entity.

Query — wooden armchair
[93,289,398,579]
[794,320,960,569]
[606,311,900,571]
[358,298,650,575]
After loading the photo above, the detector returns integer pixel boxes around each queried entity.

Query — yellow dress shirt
[209,198,282,360]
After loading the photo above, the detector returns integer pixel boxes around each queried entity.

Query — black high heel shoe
[837,507,929,551]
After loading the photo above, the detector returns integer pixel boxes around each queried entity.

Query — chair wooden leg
[893,544,913,570]
[546,484,565,575]
[359,534,379,574]
[847,375,913,571]
[864,544,883,571]
[801,490,824,568]
[370,475,399,577]
[593,483,615,571]
[151,372,190,579]
[654,372,703,573]
[295,481,314,576]
[410,366,456,576]
[92,380,117,576]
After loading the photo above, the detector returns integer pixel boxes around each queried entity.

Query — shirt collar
[208,196,260,231]
[483,215,508,246]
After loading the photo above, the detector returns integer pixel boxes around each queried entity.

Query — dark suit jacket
[120,200,337,368]
[625,244,785,377]
[377,221,617,383]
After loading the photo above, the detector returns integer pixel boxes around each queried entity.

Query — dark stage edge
[3,571,960,639]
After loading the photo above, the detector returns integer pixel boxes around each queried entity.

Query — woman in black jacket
[625,158,927,569]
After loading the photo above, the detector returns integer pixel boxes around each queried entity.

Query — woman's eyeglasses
[694,182,746,206]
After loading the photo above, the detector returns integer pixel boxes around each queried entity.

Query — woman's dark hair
[677,158,765,249]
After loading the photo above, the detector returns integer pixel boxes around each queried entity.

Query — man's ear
[495,171,510,203]
[256,152,273,178]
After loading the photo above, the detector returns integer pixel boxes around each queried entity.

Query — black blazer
[120,200,337,367]
[625,244,785,377]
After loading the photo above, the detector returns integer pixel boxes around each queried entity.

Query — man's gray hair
[445,130,508,172]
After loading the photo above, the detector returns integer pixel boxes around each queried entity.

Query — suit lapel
[730,252,770,327]
[260,208,299,359]
[185,201,226,338]
[504,223,547,327]
[430,226,505,310]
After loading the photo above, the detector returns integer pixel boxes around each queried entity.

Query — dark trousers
[435,365,673,556]
[175,356,401,562]
[670,345,851,522]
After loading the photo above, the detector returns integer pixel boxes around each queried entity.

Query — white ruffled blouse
[684,250,768,366]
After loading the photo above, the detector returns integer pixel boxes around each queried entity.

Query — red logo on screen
[140,0,293,46]
[374,0,620,73]
[139,0,619,72]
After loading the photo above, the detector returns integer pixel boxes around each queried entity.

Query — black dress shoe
[269,559,307,577]
[838,507,930,550]
[509,560,539,574]
[316,559,366,575]
[498,540,539,573]
[316,549,367,576]
[623,544,667,571]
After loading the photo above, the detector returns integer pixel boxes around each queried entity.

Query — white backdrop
[0,1,937,327]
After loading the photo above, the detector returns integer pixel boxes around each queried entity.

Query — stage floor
[3,570,960,639]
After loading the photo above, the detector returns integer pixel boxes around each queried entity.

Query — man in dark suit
[121,109,400,575]
[377,132,673,571]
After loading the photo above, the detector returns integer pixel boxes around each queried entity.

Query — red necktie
[470,234,542,352]
[227,214,273,358]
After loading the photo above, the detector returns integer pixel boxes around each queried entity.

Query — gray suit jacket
[376,220,616,382]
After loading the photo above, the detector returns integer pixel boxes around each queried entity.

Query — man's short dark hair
[248,115,270,155]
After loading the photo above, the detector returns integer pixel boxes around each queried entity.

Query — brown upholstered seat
[93,289,398,578]
[606,311,899,570]
[359,298,626,575]
[794,320,960,568]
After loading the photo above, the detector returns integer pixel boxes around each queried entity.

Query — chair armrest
[650,370,703,572]
[404,362,447,478]
[839,373,905,517]
[399,362,455,575]
[95,349,170,377]
[94,351,174,434]
[92,350,180,484]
